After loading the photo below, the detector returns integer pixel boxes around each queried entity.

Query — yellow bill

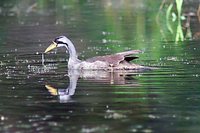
[45,85,58,96]
[44,41,57,53]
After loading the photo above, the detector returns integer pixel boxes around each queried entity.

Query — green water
[0,0,200,133]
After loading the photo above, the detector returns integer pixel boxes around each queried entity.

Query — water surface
[0,1,200,133]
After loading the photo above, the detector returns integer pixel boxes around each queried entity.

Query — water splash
[42,53,45,66]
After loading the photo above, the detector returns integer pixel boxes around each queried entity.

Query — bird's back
[86,50,141,66]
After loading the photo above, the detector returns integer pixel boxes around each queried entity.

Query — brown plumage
[86,50,141,67]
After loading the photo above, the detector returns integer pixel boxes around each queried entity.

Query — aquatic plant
[175,0,184,42]
[156,0,190,42]
[166,0,184,42]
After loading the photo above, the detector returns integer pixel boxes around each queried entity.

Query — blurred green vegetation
[0,0,199,60]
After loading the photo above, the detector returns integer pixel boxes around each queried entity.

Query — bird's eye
[57,41,64,44]
[54,39,58,43]
[54,40,68,46]
[54,39,62,44]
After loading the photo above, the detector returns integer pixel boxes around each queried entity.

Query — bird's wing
[86,50,141,66]
[116,50,141,55]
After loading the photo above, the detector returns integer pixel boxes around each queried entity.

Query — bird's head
[44,36,71,53]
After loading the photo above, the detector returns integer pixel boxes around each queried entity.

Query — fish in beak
[44,41,57,53]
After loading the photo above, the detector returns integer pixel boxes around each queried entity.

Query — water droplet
[142,129,153,133]
[102,39,107,43]
[185,117,190,120]
[102,31,106,35]
[1,116,6,121]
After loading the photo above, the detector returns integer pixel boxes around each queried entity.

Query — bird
[44,36,152,70]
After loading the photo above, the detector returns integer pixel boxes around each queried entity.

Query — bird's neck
[64,40,81,69]
[65,41,78,61]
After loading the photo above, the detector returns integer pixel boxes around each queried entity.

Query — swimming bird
[44,36,151,70]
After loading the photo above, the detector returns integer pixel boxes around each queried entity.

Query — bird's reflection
[45,70,140,103]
